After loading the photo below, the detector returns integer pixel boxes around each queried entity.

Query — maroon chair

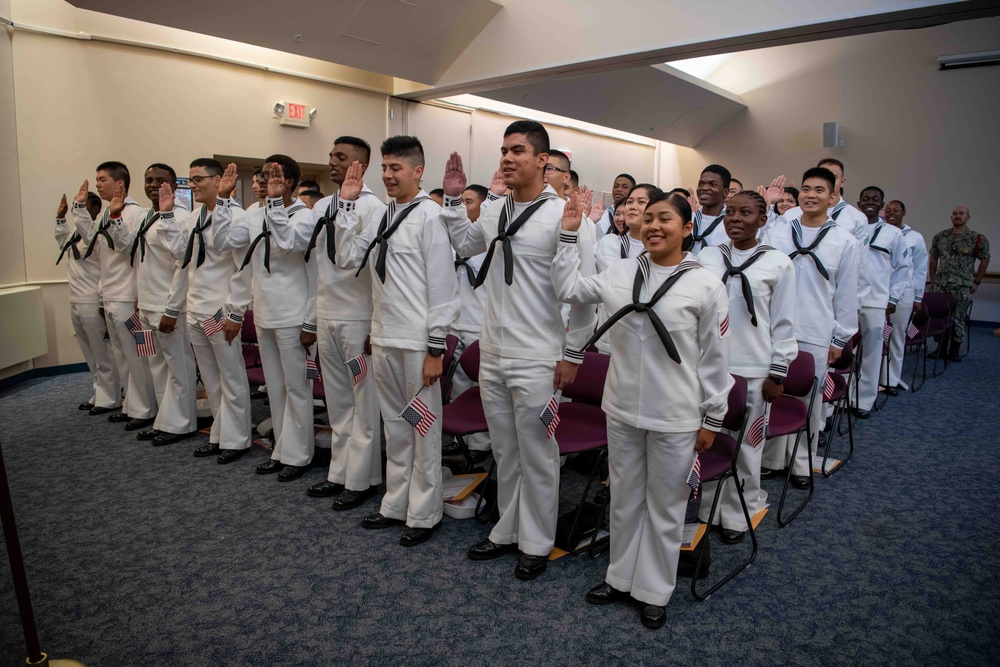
[906,305,930,392]
[923,292,956,378]
[692,374,756,601]
[442,340,488,476]
[554,351,610,556]
[821,342,856,477]
[764,350,817,527]
[241,309,266,389]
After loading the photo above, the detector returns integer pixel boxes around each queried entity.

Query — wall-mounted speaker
[823,122,839,148]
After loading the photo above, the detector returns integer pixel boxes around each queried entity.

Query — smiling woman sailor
[553,191,733,629]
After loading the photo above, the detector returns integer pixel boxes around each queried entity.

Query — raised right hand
[489,168,505,196]
[158,182,175,213]
[74,180,89,204]
[57,194,69,219]
[561,191,585,232]
[219,163,239,199]
[339,160,364,201]
[442,152,467,197]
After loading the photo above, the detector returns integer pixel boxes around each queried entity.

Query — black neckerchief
[789,219,834,280]
[306,195,338,263]
[719,243,775,327]
[57,231,83,265]
[356,197,426,283]
[182,207,212,269]
[455,256,477,285]
[242,201,308,273]
[869,222,891,255]
[83,210,112,259]
[693,207,726,245]
[583,254,701,364]
[475,191,557,288]
[130,209,161,267]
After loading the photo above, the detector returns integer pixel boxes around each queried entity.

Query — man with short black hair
[691,164,731,253]
[73,161,157,430]
[566,170,580,199]
[305,136,386,511]
[726,177,744,204]
[298,189,324,209]
[56,190,120,413]
[544,149,572,199]
[336,135,460,547]
[442,120,597,579]
[882,200,927,390]
[217,155,319,481]
[596,173,635,236]
[296,179,321,197]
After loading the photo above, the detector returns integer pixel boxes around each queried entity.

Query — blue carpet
[1,329,998,666]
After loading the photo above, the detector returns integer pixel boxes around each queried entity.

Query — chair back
[922,292,952,319]
[241,309,257,344]
[722,374,748,432]
[783,350,816,398]
[563,351,610,406]
[831,342,855,373]
[458,339,481,383]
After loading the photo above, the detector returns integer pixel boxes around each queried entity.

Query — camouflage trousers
[933,282,973,344]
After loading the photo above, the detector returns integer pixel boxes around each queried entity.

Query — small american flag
[882,322,893,343]
[687,457,701,500]
[202,308,226,337]
[125,311,143,333]
[134,329,157,357]
[306,357,321,381]
[822,373,836,401]
[907,322,919,338]
[345,354,368,388]
[539,391,561,439]
[747,402,772,448]
[400,389,436,437]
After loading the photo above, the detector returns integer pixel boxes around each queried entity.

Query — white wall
[675,17,1000,323]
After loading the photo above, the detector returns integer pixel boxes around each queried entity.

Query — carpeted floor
[1,329,998,666]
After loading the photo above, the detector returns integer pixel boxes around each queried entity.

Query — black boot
[949,340,962,362]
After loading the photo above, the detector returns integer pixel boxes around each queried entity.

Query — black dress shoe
[760,467,786,480]
[332,487,376,511]
[79,402,94,411]
[278,464,310,482]
[193,443,221,458]
[108,413,131,423]
[361,512,404,530]
[594,485,610,505]
[89,406,117,416]
[886,387,899,397]
[721,530,746,545]
[256,459,283,475]
[640,604,667,629]
[586,582,629,605]
[307,481,344,498]
[125,417,155,431]
[515,554,548,581]
[790,475,811,490]
[217,448,250,464]
[136,429,162,441]
[250,389,267,399]
[400,522,441,547]
[853,409,871,420]
[152,432,194,446]
[467,538,518,561]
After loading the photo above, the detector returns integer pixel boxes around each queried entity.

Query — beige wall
[674,17,1000,321]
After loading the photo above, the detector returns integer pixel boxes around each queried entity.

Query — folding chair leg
[822,398,853,478]
[474,459,496,524]
[453,435,476,474]
[692,473,758,601]
[911,342,926,393]
[777,429,815,527]
[565,449,608,555]
[873,350,890,411]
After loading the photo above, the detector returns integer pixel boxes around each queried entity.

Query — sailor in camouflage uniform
[928,205,990,361]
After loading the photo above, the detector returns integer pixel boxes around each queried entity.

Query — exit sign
[279,101,310,128]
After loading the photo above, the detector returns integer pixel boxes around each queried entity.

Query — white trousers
[762,340,826,476]
[883,300,914,388]
[450,331,490,452]
[605,418,696,607]
[140,310,198,435]
[373,345,443,529]
[105,300,156,419]
[480,351,560,556]
[71,302,120,408]
[854,306,885,412]
[699,377,767,530]
[317,318,381,490]
[258,326,315,467]
[187,314,251,450]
